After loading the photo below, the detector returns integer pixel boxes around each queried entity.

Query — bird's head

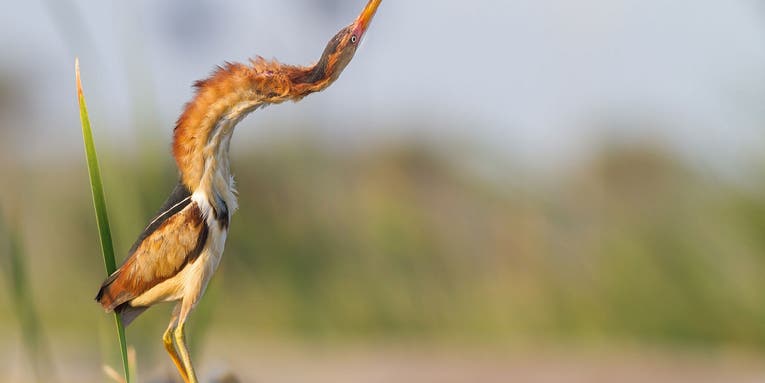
[296,0,381,85]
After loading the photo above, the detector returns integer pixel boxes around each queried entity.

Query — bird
[94,1,381,382]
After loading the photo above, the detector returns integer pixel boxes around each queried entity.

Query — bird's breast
[172,222,227,308]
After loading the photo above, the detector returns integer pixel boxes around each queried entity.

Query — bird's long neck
[172,57,334,215]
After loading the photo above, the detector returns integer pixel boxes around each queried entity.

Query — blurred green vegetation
[1,133,765,360]
[0,213,56,382]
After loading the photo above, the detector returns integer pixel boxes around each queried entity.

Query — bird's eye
[350,35,358,44]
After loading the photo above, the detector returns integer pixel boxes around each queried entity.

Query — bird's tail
[114,303,148,327]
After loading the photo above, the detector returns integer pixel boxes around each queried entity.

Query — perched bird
[94,1,381,382]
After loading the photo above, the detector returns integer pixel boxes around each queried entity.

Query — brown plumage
[174,55,340,190]
[96,202,206,314]
[172,58,321,191]
[95,1,381,382]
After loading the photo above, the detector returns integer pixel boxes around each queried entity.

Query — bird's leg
[162,306,189,383]
[174,303,198,383]
[164,327,190,383]
[174,322,198,383]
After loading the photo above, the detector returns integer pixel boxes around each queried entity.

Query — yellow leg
[163,324,188,383]
[174,321,198,383]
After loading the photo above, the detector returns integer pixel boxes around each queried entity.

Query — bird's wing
[96,201,208,311]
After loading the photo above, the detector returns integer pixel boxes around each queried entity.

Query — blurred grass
[0,213,57,383]
[78,137,765,347]
[2,128,765,371]
[76,59,130,383]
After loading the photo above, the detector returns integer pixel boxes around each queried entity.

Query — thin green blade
[76,58,131,383]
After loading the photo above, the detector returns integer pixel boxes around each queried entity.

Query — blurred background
[2,0,765,382]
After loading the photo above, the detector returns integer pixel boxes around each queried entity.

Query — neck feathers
[173,57,332,192]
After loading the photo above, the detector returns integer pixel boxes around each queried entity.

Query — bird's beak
[352,0,381,38]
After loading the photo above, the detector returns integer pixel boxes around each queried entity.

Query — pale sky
[1,0,764,173]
